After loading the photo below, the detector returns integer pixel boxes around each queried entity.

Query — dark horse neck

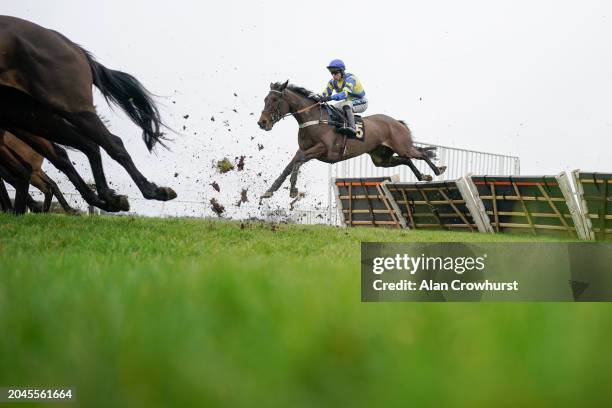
[285,90,324,125]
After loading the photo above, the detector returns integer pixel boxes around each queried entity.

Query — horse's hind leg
[369,146,430,181]
[25,193,43,213]
[30,130,128,211]
[417,147,447,176]
[388,121,445,179]
[67,111,176,201]
[33,170,78,214]
[29,171,53,212]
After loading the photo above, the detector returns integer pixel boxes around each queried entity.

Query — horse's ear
[270,82,274,89]
[280,80,289,91]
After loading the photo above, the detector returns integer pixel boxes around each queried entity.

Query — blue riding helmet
[326,59,346,71]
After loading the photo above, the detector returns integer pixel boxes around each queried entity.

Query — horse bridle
[262,89,320,125]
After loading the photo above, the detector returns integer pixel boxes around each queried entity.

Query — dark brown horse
[0,129,43,213]
[257,81,446,198]
[0,130,78,214]
[0,15,176,214]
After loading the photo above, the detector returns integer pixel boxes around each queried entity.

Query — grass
[0,214,610,407]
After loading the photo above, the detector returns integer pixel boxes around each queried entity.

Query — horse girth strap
[299,120,330,129]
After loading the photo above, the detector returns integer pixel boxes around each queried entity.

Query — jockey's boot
[341,105,357,138]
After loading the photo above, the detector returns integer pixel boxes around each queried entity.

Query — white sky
[5,0,612,217]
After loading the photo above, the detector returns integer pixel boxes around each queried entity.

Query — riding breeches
[334,98,368,114]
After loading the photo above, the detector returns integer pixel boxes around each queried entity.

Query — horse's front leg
[289,143,327,198]
[261,150,301,199]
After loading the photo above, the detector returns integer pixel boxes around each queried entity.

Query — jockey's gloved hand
[311,94,331,103]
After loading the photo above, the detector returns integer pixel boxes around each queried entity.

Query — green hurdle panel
[470,174,583,238]
[381,180,487,232]
[573,171,612,241]
[334,177,402,228]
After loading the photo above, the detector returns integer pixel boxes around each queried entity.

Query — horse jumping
[257,81,446,198]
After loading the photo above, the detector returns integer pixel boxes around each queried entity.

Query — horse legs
[0,178,11,211]
[368,146,431,181]
[33,173,53,212]
[388,121,446,179]
[11,125,129,211]
[25,193,44,213]
[261,153,297,199]
[66,111,176,201]
[8,130,120,212]
[261,144,327,199]
[416,148,447,176]
[32,170,79,214]
[288,144,327,198]
[29,170,76,214]
[289,162,301,198]
[37,131,127,211]
[0,92,124,212]
[0,146,32,214]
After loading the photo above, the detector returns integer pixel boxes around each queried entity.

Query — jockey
[311,59,368,137]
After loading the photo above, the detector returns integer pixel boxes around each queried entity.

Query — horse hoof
[290,188,298,198]
[156,187,177,201]
[106,194,130,212]
[260,191,273,199]
[437,166,447,175]
[29,202,44,213]
[99,189,128,211]
[422,175,433,182]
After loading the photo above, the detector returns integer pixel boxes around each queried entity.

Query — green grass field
[0,214,611,407]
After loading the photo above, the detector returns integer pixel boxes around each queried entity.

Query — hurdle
[381,179,492,232]
[333,177,403,228]
[469,174,587,238]
[571,171,612,241]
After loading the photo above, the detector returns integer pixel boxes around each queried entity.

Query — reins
[264,88,349,160]
[264,90,321,124]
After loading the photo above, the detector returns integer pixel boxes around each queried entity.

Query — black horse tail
[81,48,166,151]
[399,120,437,159]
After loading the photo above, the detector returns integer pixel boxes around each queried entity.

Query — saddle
[324,104,365,140]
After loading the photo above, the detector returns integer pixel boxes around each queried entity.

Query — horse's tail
[398,120,437,159]
[80,48,166,151]
[418,146,437,159]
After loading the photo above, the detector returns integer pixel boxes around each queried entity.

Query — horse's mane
[271,82,316,100]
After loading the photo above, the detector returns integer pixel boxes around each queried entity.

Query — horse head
[258,80,290,131]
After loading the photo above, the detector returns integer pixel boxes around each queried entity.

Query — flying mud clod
[235,189,249,207]
[236,156,246,171]
[216,158,234,174]
[210,198,225,217]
